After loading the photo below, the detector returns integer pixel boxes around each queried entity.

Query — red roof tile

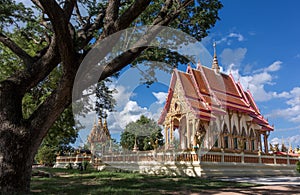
[159,65,273,131]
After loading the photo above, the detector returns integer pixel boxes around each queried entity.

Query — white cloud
[228,33,244,41]
[226,61,282,102]
[216,32,245,45]
[152,92,167,104]
[115,101,149,128]
[254,61,282,73]
[107,83,167,134]
[220,48,247,69]
[270,135,300,149]
[112,85,133,107]
[267,87,300,123]
[264,61,282,72]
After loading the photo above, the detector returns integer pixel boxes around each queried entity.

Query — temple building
[87,117,111,153]
[158,44,274,154]
[55,45,299,176]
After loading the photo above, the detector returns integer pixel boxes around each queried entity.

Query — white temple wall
[240,115,248,136]
[231,112,239,133]
[163,80,266,152]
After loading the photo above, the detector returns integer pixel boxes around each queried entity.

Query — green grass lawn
[31,167,256,194]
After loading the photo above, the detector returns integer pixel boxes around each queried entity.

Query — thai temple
[55,44,299,177]
[87,117,111,153]
[158,43,274,154]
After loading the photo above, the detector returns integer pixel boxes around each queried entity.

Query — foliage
[296,161,300,173]
[35,146,57,166]
[42,107,78,151]
[0,0,223,192]
[95,79,117,119]
[0,0,34,31]
[120,115,164,151]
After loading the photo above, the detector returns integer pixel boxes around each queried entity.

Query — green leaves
[0,0,35,32]
[95,79,117,119]
[120,115,164,151]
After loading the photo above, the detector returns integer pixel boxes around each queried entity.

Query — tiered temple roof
[158,62,273,132]
[87,118,111,144]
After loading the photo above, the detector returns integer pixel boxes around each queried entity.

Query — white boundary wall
[99,150,299,177]
[54,150,300,177]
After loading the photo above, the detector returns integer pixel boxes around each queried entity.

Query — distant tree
[42,107,79,151]
[120,115,164,151]
[95,79,117,119]
[296,161,300,173]
[34,107,79,164]
[35,145,56,166]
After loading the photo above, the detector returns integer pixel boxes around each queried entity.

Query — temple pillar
[170,119,174,146]
[192,119,196,148]
[164,125,169,150]
[185,118,191,148]
[259,134,263,152]
[263,132,269,153]
[187,119,191,149]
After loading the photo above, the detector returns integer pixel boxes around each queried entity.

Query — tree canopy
[0,0,222,193]
[120,115,164,151]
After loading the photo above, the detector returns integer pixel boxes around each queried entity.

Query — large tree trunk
[0,125,34,193]
[0,81,36,193]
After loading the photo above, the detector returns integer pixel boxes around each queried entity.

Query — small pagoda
[87,117,111,155]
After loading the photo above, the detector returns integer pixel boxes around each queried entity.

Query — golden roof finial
[103,118,111,139]
[197,60,202,70]
[98,117,103,127]
[212,42,220,73]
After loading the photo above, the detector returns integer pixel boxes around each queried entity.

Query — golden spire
[98,117,103,128]
[88,117,98,143]
[212,42,220,73]
[103,118,111,139]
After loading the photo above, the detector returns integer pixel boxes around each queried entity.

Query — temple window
[214,135,219,148]
[223,124,229,148]
[233,137,238,149]
[212,122,219,148]
[241,127,247,150]
[224,136,229,148]
[241,127,246,137]
[251,140,255,151]
[250,129,255,151]
[244,140,247,150]
[232,125,238,149]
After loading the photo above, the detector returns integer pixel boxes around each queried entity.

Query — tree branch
[38,0,77,73]
[7,35,61,95]
[73,0,192,97]
[28,70,74,151]
[74,0,85,26]
[0,33,34,68]
[31,0,45,12]
[100,0,194,79]
[101,0,120,37]
[115,0,151,31]
[63,0,76,22]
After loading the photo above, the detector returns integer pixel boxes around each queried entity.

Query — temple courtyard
[31,167,300,194]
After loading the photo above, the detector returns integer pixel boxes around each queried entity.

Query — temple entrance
[179,117,187,149]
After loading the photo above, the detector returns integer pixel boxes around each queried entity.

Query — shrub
[296,161,300,173]
[35,146,56,166]
[83,161,89,170]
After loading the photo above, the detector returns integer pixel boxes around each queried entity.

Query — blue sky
[205,0,300,146]
[76,1,300,148]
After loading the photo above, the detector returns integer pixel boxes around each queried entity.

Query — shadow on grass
[30,168,256,195]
